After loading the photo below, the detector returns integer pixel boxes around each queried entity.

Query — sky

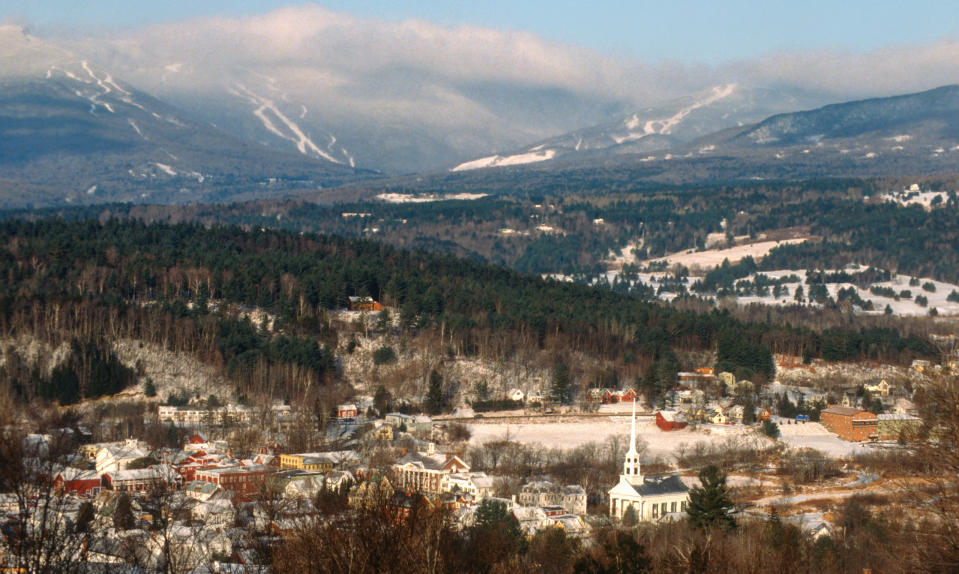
[5,0,959,64]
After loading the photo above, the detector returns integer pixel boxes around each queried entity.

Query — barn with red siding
[656,411,688,431]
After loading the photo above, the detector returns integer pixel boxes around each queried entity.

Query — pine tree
[687,465,736,530]
[551,362,571,405]
[426,369,444,415]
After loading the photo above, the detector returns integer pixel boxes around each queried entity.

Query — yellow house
[279,453,336,472]
[865,379,890,397]
[372,425,394,441]
[709,408,728,425]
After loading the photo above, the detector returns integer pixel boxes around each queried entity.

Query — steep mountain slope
[0,26,363,208]
[452,85,827,171]
[723,84,959,148]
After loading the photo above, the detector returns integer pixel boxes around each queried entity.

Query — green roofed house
[877,413,922,441]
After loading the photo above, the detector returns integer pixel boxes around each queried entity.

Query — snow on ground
[772,417,866,458]
[154,163,177,176]
[647,238,807,270]
[468,417,758,459]
[597,263,959,318]
[616,84,737,144]
[231,83,343,164]
[452,149,556,172]
[375,192,489,203]
[606,239,644,269]
[880,189,950,209]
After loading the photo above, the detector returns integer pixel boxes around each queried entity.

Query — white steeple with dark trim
[622,398,644,485]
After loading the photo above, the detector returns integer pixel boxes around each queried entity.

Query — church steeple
[622,398,644,485]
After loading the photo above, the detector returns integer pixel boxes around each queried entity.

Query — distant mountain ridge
[0,27,363,208]
[451,84,829,171]
[725,84,959,146]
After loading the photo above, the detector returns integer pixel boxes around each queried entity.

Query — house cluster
[2,396,600,572]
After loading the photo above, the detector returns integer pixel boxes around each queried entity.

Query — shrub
[372,346,398,365]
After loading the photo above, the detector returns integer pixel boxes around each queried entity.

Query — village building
[441,472,494,500]
[392,449,470,495]
[279,453,338,472]
[609,402,689,521]
[347,296,385,311]
[821,406,878,441]
[183,480,221,501]
[518,481,588,515]
[655,410,688,431]
[336,404,358,418]
[53,467,101,496]
[102,468,166,493]
[877,413,923,441]
[865,379,891,398]
[95,440,151,474]
[194,464,271,495]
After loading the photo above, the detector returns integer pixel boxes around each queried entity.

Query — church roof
[627,475,688,497]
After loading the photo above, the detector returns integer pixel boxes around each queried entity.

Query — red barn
[656,411,688,431]
[53,468,101,496]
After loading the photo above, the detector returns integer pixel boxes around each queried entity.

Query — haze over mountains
[3,5,959,208]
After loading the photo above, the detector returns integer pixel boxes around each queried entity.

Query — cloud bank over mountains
[4,4,959,171]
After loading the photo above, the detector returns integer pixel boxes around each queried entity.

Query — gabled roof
[611,474,688,498]
[823,406,875,417]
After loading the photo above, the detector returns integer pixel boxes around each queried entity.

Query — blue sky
[5,0,959,63]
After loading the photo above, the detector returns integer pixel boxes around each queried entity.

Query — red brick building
[821,406,878,441]
[195,465,271,495]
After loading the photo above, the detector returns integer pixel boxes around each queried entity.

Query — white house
[608,402,689,521]
[441,472,494,499]
[95,439,150,474]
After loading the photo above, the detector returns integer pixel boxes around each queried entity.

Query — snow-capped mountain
[0,25,360,208]
[451,84,828,171]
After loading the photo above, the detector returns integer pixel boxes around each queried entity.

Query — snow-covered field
[879,185,951,210]
[646,238,808,270]
[772,417,865,458]
[375,192,489,203]
[469,417,758,459]
[594,264,959,318]
[452,149,556,172]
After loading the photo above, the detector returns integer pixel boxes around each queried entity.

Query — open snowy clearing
[772,417,866,458]
[468,413,873,460]
[593,266,959,318]
[375,192,489,203]
[646,238,808,270]
[469,418,763,459]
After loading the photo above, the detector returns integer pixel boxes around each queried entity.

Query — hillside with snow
[0,26,362,208]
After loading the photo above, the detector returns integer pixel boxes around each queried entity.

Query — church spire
[623,397,643,485]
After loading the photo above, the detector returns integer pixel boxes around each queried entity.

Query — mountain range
[2,23,959,208]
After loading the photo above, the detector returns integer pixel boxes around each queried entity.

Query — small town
[2,315,957,573]
[4,3,959,571]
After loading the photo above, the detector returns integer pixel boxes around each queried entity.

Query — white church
[608,402,690,521]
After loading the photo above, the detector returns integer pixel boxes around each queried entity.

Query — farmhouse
[347,296,385,311]
[609,403,689,521]
[53,468,101,496]
[820,406,878,441]
[655,410,688,431]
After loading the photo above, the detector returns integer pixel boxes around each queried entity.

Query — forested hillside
[0,219,939,408]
